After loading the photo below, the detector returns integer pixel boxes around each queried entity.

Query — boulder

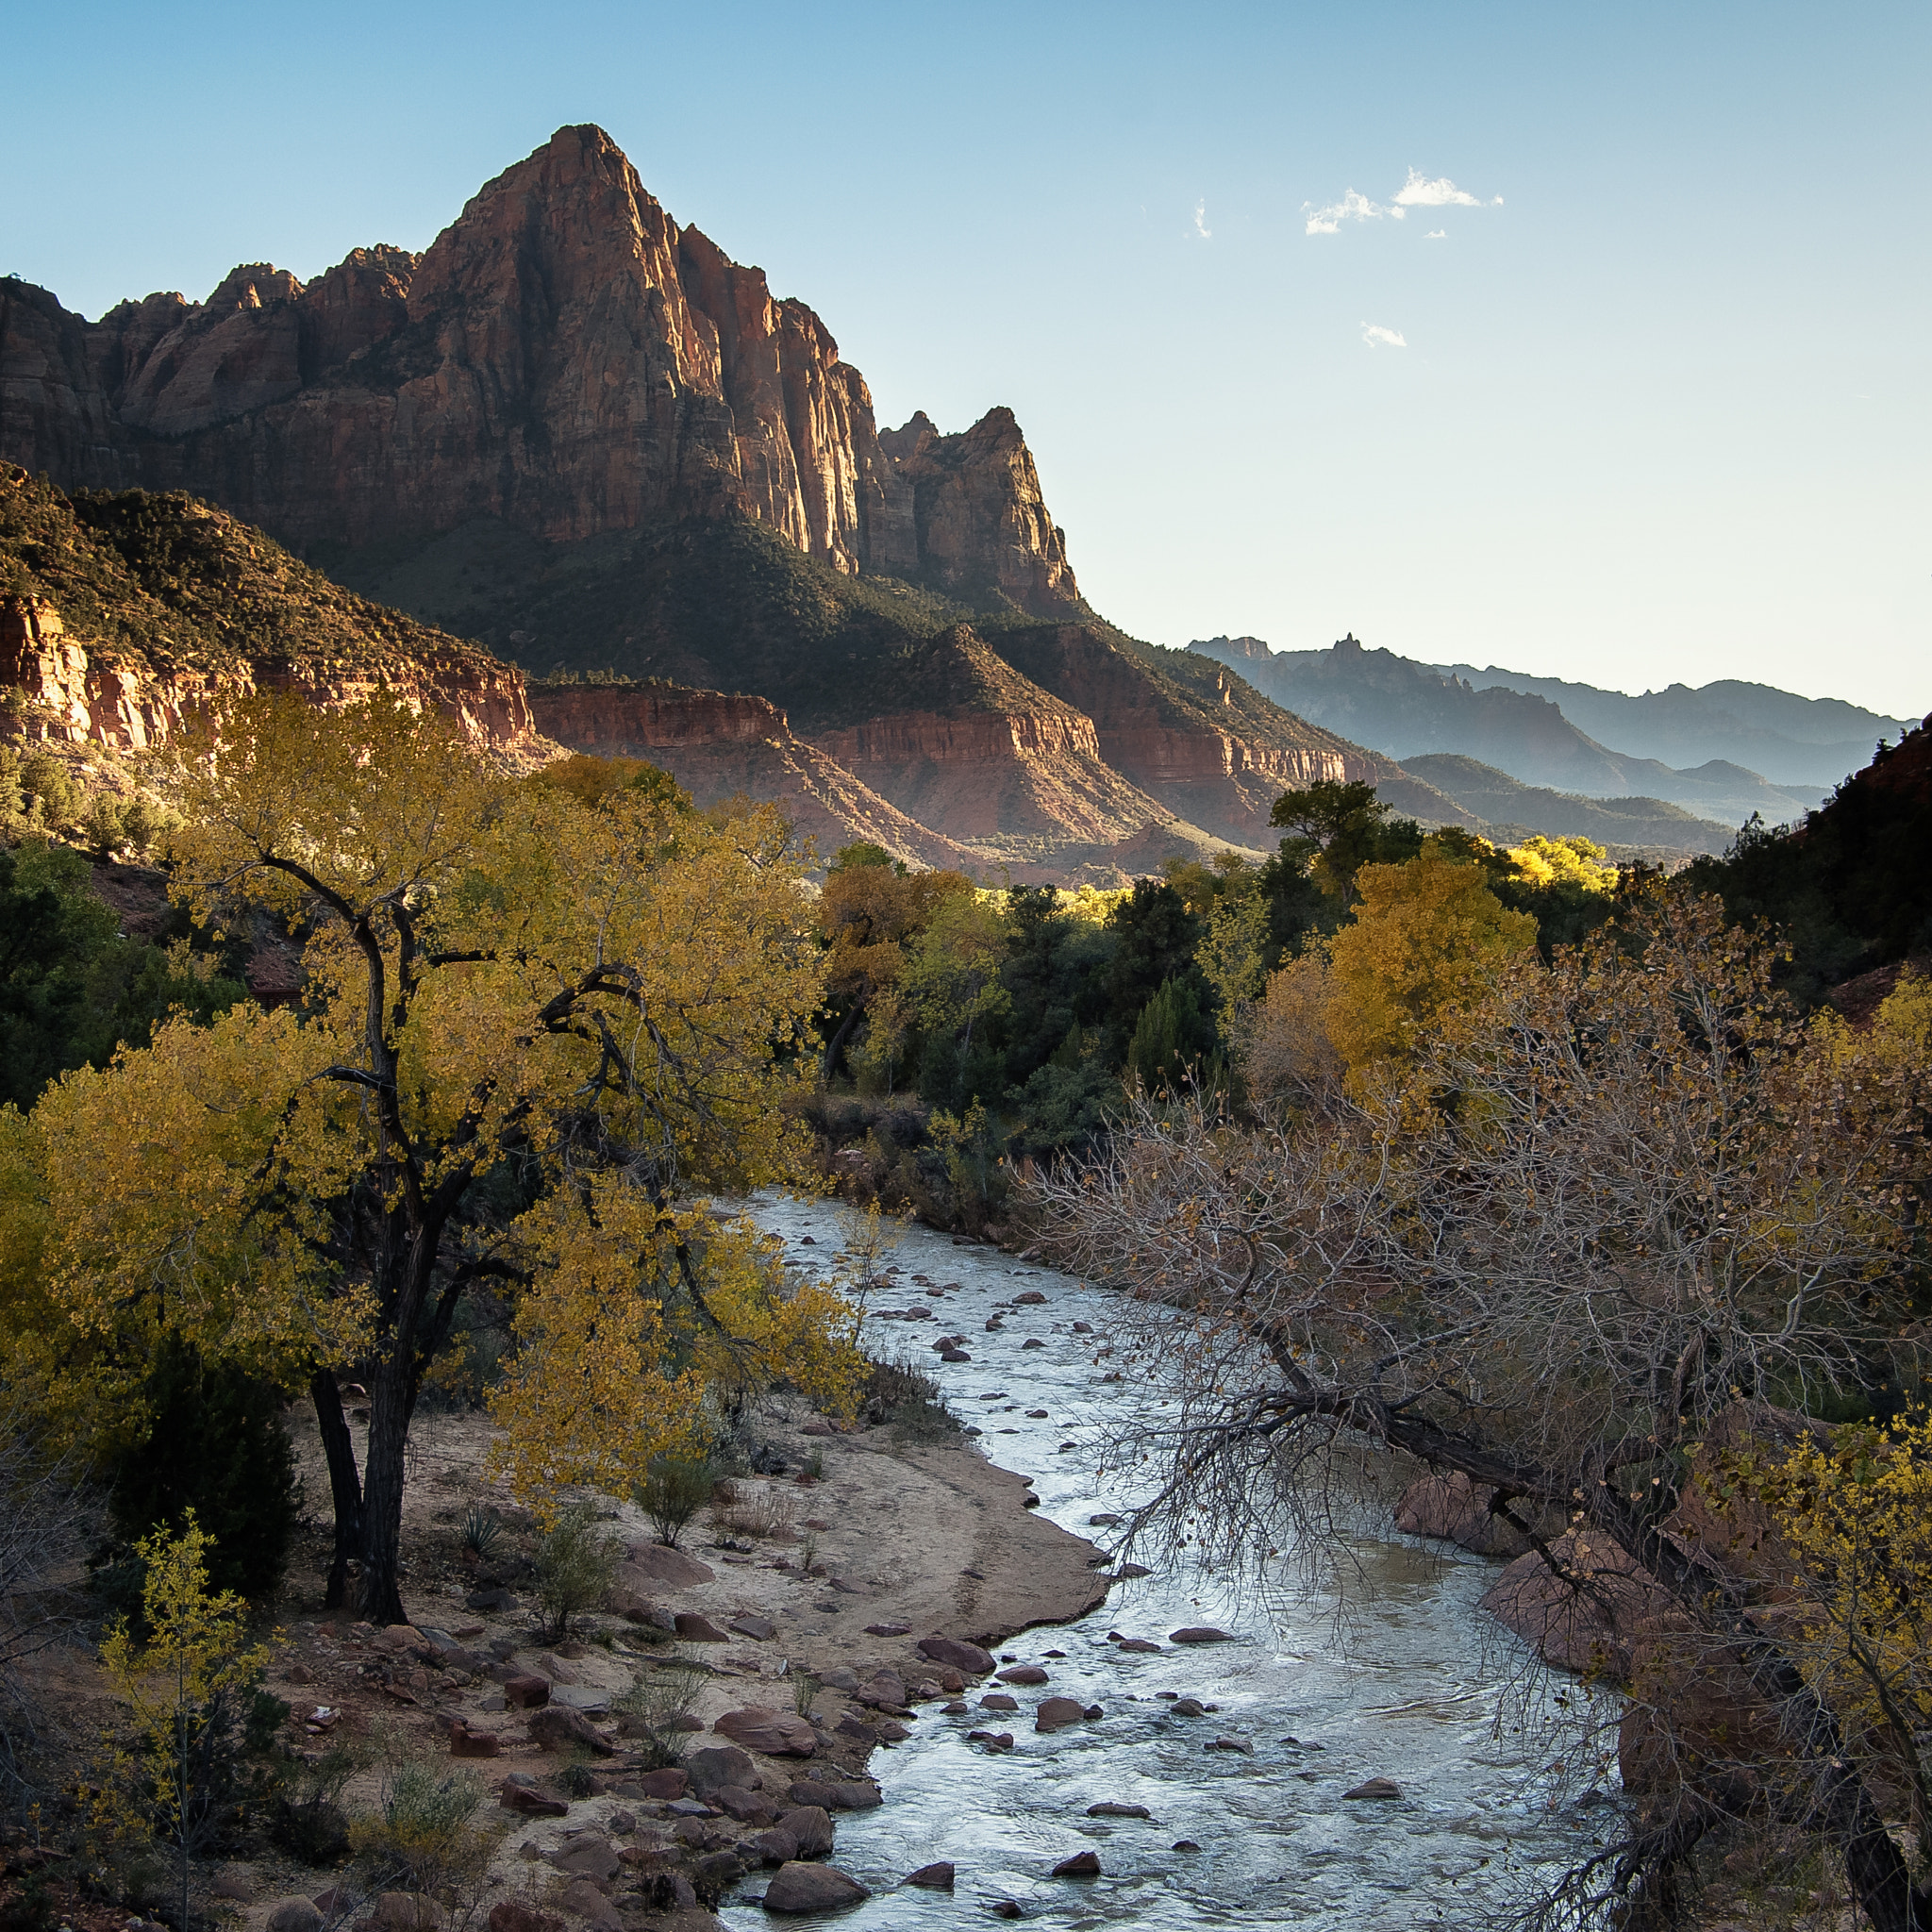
[1088,1803,1150,1818]
[774,1805,835,1857]
[859,1670,907,1707]
[555,1878,622,1932]
[503,1674,551,1708]
[449,1721,500,1758]
[488,1905,562,1932]
[820,1667,860,1692]
[788,1778,881,1810]
[862,1622,910,1638]
[996,1665,1048,1686]
[675,1611,730,1642]
[1393,1470,1553,1558]
[499,1784,569,1818]
[761,1862,871,1912]
[904,1862,955,1890]
[1052,1851,1102,1876]
[713,1785,776,1824]
[1479,1531,1679,1677]
[1343,1777,1403,1800]
[729,1614,777,1641]
[635,1767,687,1799]
[1206,1736,1254,1755]
[372,1894,445,1932]
[715,1707,818,1756]
[1169,1627,1234,1645]
[528,1705,615,1755]
[547,1836,619,1881]
[1035,1696,1086,1733]
[978,1693,1019,1712]
[1170,1698,1206,1717]
[685,1745,758,1793]
[745,1827,799,1866]
[916,1636,994,1674]
[966,1730,1015,1752]
[622,1543,716,1591]
[1117,1639,1162,1654]
[1014,1291,1047,1305]
[268,1903,323,1932]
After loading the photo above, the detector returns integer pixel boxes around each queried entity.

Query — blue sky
[8,0,1927,717]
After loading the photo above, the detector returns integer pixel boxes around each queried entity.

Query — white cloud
[1307,168,1501,237]
[1191,199,1211,241]
[1361,323,1407,349]
[1305,188,1388,235]
[1392,167,1502,210]
[1425,228,1447,240]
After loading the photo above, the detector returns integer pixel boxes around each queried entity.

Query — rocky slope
[527,682,974,871]
[1,125,1083,620]
[0,465,542,758]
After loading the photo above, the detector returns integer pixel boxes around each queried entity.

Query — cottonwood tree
[1031,896,1932,1928]
[19,696,857,1624]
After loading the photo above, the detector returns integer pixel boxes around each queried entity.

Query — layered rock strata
[1,125,1082,617]
[527,684,973,871]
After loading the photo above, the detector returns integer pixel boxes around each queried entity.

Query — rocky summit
[0,124,1079,619]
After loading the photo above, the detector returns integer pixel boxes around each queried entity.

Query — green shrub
[633,1454,713,1550]
[533,1504,621,1640]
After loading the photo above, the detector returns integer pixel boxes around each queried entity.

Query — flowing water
[721,1193,1612,1928]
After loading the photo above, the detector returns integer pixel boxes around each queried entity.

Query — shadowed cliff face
[0,466,544,762]
[0,125,1083,619]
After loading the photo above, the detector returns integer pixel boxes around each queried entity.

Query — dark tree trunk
[356,1350,411,1626]
[308,1370,364,1610]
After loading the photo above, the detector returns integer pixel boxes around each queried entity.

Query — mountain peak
[0,128,1086,620]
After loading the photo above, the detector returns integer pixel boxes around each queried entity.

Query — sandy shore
[235,1389,1111,1929]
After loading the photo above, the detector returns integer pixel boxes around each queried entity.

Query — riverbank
[241,1378,1107,1932]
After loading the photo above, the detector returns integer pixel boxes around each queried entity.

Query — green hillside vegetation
[1686,714,1932,1000]
[1,463,506,682]
[1398,752,1736,856]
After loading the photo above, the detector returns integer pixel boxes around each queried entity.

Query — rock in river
[760,1861,870,1912]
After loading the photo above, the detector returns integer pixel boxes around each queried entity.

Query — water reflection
[720,1192,1607,1928]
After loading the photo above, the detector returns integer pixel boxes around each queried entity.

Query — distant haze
[7,0,1926,716]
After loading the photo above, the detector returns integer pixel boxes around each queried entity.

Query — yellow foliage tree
[1734,1409,1932,1833]
[1324,846,1540,1076]
[94,1513,275,1932]
[19,697,857,1622]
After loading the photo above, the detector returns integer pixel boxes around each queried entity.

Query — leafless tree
[1030,896,1931,1928]
[0,1398,94,1822]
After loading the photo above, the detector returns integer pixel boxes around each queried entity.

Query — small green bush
[534,1504,621,1640]
[633,1454,713,1550]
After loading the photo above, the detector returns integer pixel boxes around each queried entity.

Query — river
[722,1191,1613,1928]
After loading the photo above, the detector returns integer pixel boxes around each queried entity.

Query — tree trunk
[355,1351,410,1626]
[308,1370,364,1610]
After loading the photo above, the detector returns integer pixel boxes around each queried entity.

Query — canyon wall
[2,591,541,760]
[528,683,973,871]
[0,126,1082,618]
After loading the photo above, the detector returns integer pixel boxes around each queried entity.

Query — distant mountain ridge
[1191,633,1917,819]
[1428,662,1919,793]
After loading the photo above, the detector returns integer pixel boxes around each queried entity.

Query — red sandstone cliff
[528,683,974,871]
[0,465,544,763]
[0,126,1081,616]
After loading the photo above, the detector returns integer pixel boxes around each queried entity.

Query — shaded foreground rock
[714,1707,818,1756]
[761,1862,871,1912]
[905,1862,955,1890]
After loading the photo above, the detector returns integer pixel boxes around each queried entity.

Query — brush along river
[721,1192,1615,1928]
